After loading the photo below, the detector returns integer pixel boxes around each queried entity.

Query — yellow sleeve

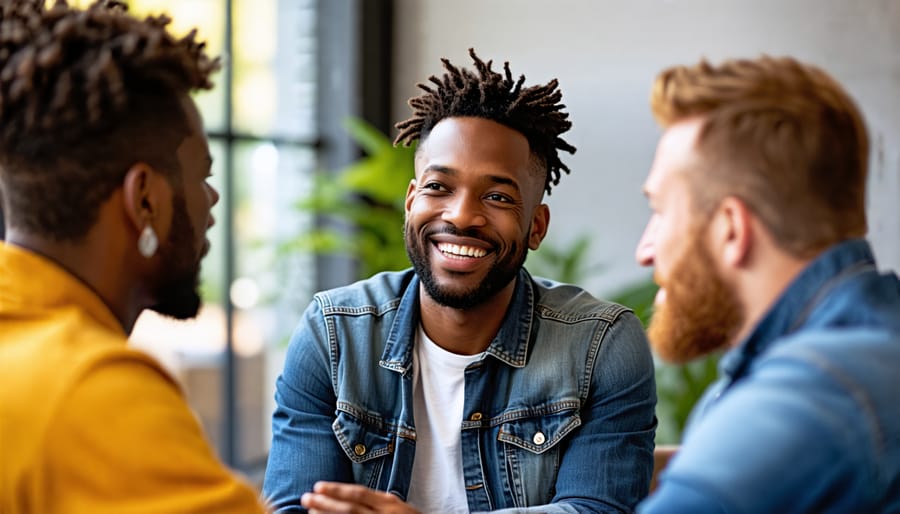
[42,352,269,514]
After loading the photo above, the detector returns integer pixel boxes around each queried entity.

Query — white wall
[393,0,900,296]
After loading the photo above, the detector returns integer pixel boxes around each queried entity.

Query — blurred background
[1,0,896,483]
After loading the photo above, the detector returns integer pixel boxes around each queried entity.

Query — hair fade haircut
[394,48,576,195]
[651,55,869,257]
[0,0,219,241]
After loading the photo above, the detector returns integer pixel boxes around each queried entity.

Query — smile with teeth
[436,242,487,259]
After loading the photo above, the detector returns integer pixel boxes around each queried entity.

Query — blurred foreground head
[0,0,220,328]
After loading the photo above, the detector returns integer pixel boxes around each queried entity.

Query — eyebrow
[422,164,521,193]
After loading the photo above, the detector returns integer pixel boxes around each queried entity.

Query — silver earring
[138,224,159,258]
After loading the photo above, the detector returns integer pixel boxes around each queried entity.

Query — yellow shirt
[0,243,267,514]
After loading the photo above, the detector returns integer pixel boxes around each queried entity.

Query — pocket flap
[497,409,581,454]
[332,410,395,464]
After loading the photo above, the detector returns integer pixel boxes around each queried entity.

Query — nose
[207,183,220,208]
[635,218,656,267]
[206,183,220,228]
[442,192,486,229]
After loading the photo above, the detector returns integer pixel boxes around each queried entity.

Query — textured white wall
[393,0,900,295]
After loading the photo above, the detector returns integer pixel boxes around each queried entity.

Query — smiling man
[636,56,900,513]
[264,49,657,513]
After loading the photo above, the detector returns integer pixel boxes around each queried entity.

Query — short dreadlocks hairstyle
[0,0,218,241]
[394,48,576,195]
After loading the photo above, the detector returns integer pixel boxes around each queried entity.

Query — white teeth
[437,242,487,258]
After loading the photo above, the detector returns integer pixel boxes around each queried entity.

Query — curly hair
[0,0,219,241]
[651,56,868,257]
[394,48,576,195]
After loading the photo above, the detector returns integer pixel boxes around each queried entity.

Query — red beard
[647,224,744,363]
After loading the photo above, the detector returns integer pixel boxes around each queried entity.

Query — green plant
[284,117,415,279]
[526,235,604,284]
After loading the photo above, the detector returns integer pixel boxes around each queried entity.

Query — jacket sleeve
[491,310,657,513]
[263,299,353,513]
[565,310,657,512]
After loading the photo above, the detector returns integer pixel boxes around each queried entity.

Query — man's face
[150,97,218,319]
[404,116,549,310]
[636,119,743,362]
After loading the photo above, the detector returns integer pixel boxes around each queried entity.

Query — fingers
[302,490,374,514]
[314,481,392,505]
[301,482,420,514]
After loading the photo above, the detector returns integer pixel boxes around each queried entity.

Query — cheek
[187,188,210,228]
[654,223,683,271]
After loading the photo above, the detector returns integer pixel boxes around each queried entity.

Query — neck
[729,246,812,347]
[5,228,143,334]
[418,279,517,355]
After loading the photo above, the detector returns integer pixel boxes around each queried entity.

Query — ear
[709,196,753,269]
[122,163,173,238]
[528,203,550,250]
[404,178,417,215]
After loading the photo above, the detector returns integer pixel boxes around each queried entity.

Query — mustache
[424,224,496,245]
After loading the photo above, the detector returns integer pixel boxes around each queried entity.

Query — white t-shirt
[406,325,483,514]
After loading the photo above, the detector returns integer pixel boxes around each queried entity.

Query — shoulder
[530,275,633,324]
[757,326,900,401]
[313,269,416,315]
[43,354,264,512]
[4,311,179,426]
[670,328,899,511]
[527,276,652,376]
[754,327,900,452]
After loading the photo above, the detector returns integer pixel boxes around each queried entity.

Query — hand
[301,481,422,514]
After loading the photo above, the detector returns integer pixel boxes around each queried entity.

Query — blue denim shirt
[639,239,900,514]
[264,268,657,513]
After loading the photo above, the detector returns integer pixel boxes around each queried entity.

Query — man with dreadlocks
[0,1,266,512]
[264,49,656,513]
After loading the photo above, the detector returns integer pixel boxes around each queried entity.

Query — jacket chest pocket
[497,409,581,507]
[332,410,395,489]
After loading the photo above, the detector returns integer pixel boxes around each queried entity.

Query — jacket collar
[379,268,536,374]
[720,238,877,380]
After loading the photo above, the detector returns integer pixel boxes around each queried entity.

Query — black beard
[405,223,527,310]
[150,193,202,320]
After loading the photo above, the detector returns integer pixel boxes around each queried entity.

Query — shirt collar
[0,242,125,336]
[380,268,535,373]
[719,238,877,379]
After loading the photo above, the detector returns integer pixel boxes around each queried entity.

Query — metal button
[353,443,366,456]
[533,431,546,445]
[470,412,483,421]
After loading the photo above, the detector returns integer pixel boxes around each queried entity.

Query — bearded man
[263,49,657,513]
[0,1,266,512]
[636,56,900,513]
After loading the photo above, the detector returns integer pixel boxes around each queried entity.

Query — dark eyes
[485,193,512,203]
[421,183,514,204]
[422,182,448,192]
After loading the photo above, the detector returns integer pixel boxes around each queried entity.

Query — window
[121,0,320,476]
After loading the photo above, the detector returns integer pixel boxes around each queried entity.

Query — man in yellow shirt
[0,1,267,512]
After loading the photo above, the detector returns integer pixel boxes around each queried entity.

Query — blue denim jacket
[639,239,900,514]
[264,268,657,513]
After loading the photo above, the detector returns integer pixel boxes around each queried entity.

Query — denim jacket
[639,239,900,513]
[264,268,657,513]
